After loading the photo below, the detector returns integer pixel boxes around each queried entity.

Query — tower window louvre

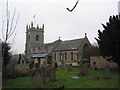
[36,35,39,41]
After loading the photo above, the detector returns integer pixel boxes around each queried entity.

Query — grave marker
[68,63,73,71]
[31,68,44,88]
[49,66,56,82]
[104,64,110,79]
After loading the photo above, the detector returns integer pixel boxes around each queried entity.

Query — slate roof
[53,38,85,51]
[31,53,49,58]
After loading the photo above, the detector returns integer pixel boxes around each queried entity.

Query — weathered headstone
[46,64,50,76]
[41,61,47,76]
[40,67,46,84]
[84,63,89,75]
[31,68,44,88]
[68,63,73,71]
[0,39,2,90]
[49,66,56,82]
[104,64,110,79]
[61,61,64,69]
[79,61,83,68]
[29,63,34,70]
[78,62,86,76]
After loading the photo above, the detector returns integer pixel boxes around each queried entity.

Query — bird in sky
[67,0,79,12]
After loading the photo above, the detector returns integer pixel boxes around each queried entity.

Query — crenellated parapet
[26,21,44,32]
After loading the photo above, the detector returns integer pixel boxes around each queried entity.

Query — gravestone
[31,68,44,88]
[84,63,89,75]
[104,64,110,79]
[0,39,2,90]
[40,67,46,84]
[49,66,56,82]
[78,62,86,76]
[61,61,64,69]
[46,64,50,76]
[29,63,34,70]
[79,61,83,68]
[41,61,47,76]
[68,63,73,71]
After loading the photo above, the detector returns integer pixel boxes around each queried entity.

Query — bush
[3,63,30,79]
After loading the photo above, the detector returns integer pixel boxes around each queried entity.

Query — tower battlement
[26,22,44,32]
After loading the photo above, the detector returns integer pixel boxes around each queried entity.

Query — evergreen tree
[2,42,11,69]
[95,15,120,66]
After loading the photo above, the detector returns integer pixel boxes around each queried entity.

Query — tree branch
[8,8,16,36]
[8,13,19,39]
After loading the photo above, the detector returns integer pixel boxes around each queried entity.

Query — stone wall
[54,61,79,66]
[90,56,118,68]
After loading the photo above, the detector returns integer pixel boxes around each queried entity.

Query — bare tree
[1,0,19,45]
[1,0,19,78]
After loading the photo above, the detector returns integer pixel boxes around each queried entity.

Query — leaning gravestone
[68,63,73,71]
[49,66,56,82]
[0,39,2,90]
[31,68,44,88]
[104,64,110,79]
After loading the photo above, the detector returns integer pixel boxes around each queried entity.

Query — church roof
[53,38,85,51]
[31,53,49,58]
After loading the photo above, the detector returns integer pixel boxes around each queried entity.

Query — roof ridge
[62,37,85,42]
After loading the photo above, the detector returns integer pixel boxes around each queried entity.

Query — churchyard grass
[3,67,119,88]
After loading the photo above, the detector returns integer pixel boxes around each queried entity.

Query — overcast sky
[0,0,119,54]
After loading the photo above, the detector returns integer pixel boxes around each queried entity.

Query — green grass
[3,67,119,88]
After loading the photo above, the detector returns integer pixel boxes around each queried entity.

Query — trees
[95,15,120,66]
[83,43,100,60]
[2,42,11,69]
[2,0,19,44]
[1,0,19,78]
[83,44,100,57]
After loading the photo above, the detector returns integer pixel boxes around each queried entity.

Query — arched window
[71,52,73,60]
[64,52,67,60]
[83,44,89,59]
[36,35,39,41]
[59,53,61,61]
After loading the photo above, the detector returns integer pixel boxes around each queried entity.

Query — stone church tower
[25,22,44,59]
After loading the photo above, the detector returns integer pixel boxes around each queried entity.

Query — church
[25,22,91,65]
